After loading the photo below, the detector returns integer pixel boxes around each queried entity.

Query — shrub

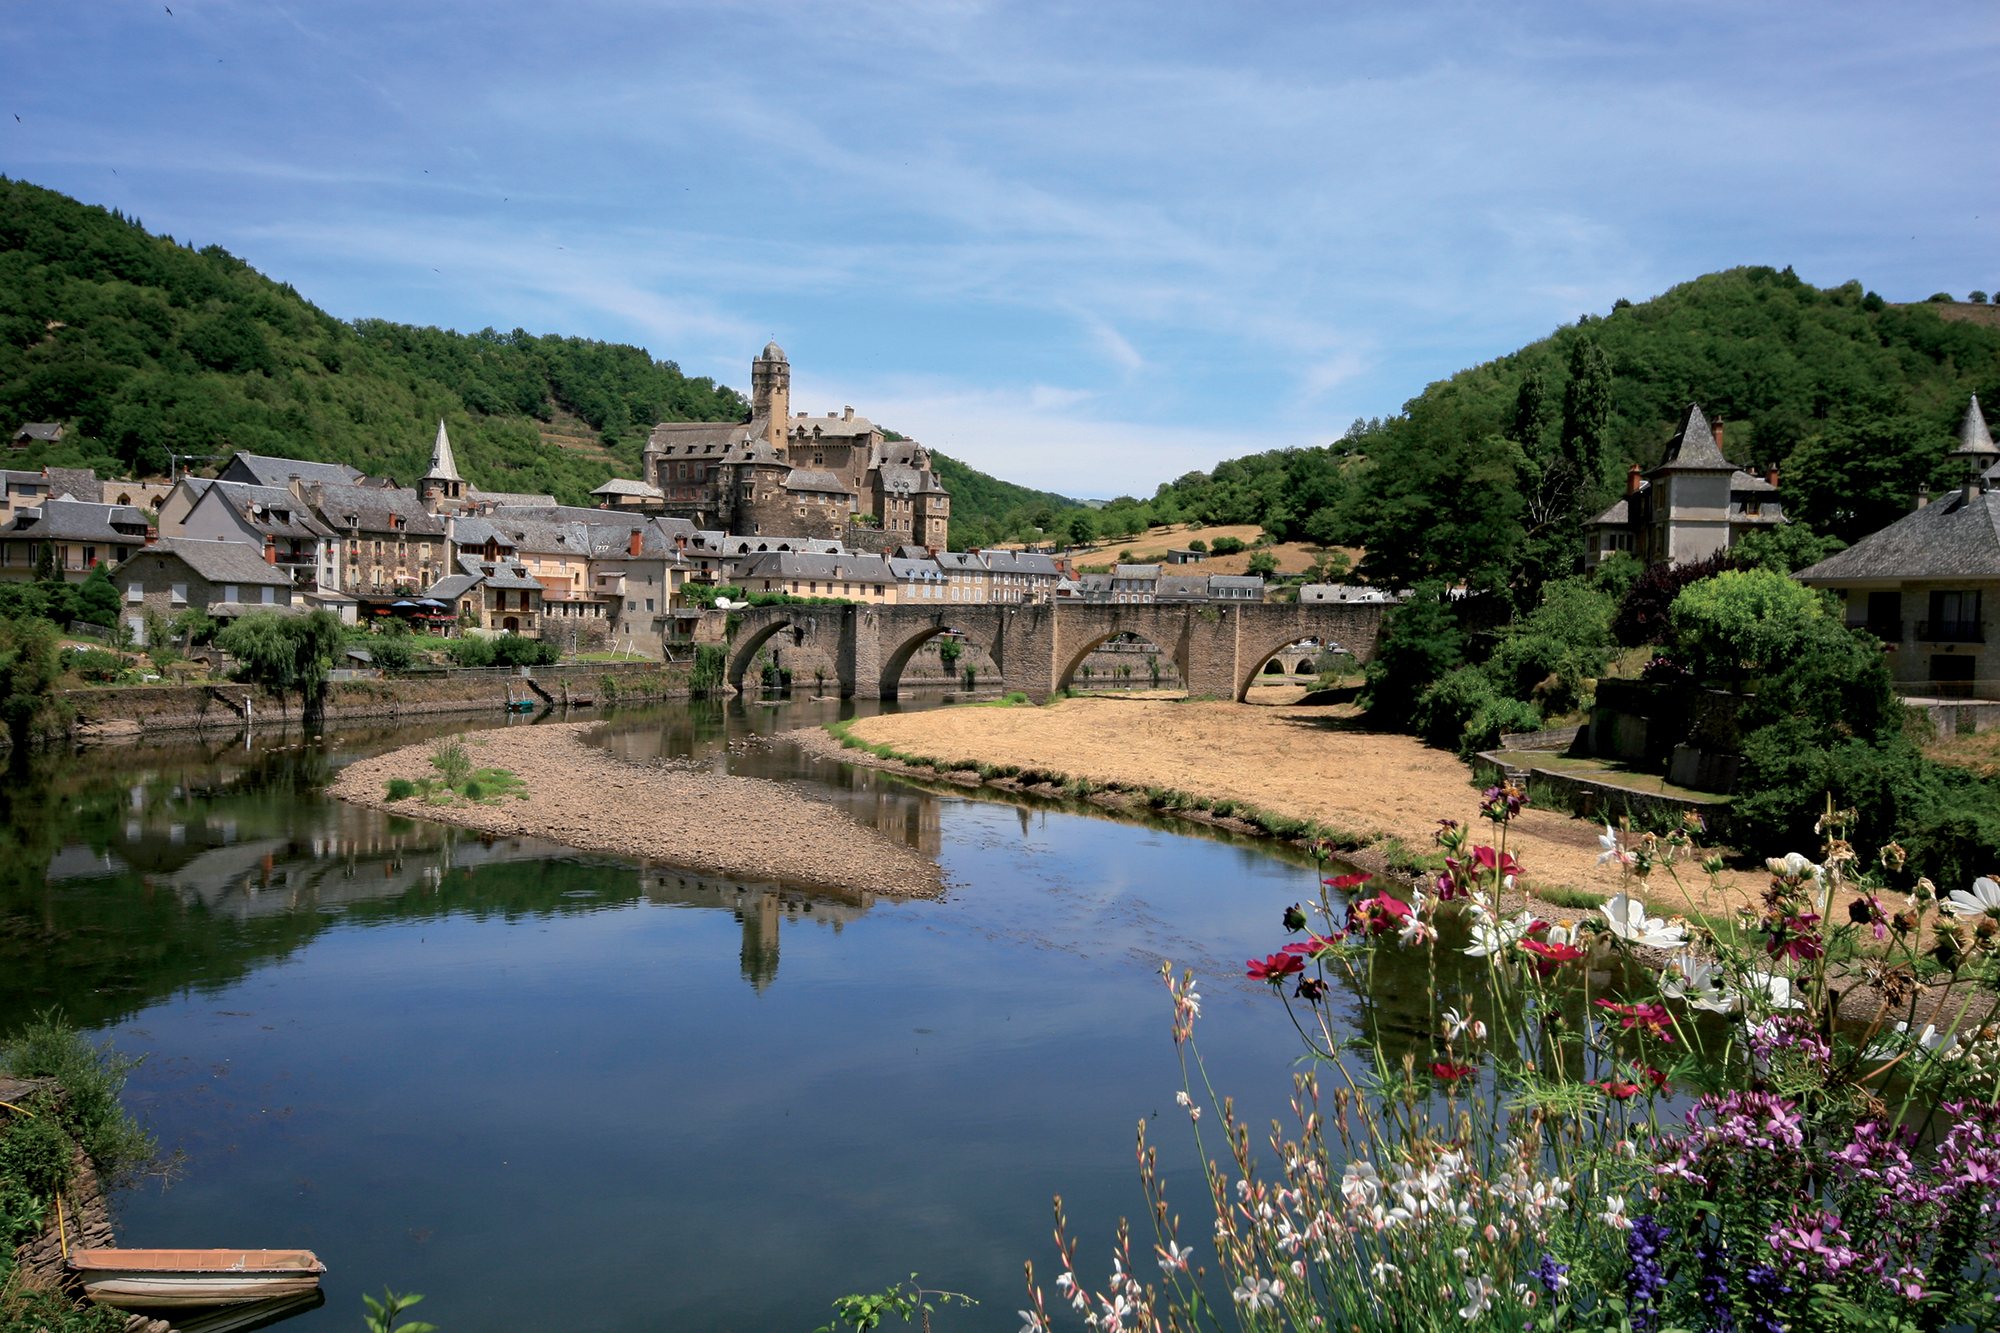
[368,634,415,673]
[429,736,472,790]
[1612,549,1738,647]
[489,634,559,668]
[62,646,126,683]
[688,644,726,698]
[1410,666,1499,749]
[0,1012,156,1185]
[1362,584,1466,727]
[384,778,416,801]
[1208,535,1245,556]
[447,636,496,667]
[1459,695,1543,756]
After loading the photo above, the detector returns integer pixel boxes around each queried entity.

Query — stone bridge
[721,600,1387,702]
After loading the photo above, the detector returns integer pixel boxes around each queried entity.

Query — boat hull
[70,1248,326,1310]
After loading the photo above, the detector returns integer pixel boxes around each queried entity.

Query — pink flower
[1471,845,1524,879]
[1597,999,1675,1042]
[1347,893,1413,936]
[1518,938,1585,976]
[1595,1078,1641,1100]
[1324,872,1373,890]
[1282,932,1346,957]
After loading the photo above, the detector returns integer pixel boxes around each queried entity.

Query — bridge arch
[1233,630,1353,701]
[1056,626,1187,696]
[877,616,1004,698]
[727,615,800,693]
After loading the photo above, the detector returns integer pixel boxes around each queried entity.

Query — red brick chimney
[628,528,643,556]
[1626,464,1643,496]
[1765,465,1780,488]
[1712,418,1725,453]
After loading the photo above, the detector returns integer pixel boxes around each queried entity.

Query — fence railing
[1915,620,1985,643]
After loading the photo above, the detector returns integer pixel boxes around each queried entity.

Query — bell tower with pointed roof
[419,417,465,512]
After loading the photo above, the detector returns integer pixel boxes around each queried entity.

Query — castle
[640,343,951,546]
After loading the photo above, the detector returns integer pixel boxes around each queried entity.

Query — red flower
[1594,1078,1641,1101]
[1324,872,1373,890]
[1595,999,1675,1042]
[1471,846,1524,879]
[1518,938,1585,976]
[1431,1061,1476,1083]
[1247,952,1305,984]
[1282,932,1346,957]
[1765,912,1825,961]
[1643,1066,1670,1093]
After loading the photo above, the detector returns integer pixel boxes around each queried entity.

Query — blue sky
[3,2,1995,497]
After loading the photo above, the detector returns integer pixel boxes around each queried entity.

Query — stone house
[158,477,341,594]
[980,549,1061,603]
[934,550,991,604]
[1795,396,2000,700]
[301,481,449,597]
[115,537,296,646]
[219,450,366,490]
[888,555,948,604]
[1584,404,1785,570]
[10,422,63,449]
[0,495,149,582]
[735,551,897,603]
[426,555,547,637]
[1110,563,1161,604]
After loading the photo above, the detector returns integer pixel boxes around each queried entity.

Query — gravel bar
[329,722,943,898]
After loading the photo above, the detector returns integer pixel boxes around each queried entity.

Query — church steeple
[420,418,465,510]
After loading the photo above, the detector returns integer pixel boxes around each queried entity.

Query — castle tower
[419,418,464,511]
[751,341,791,452]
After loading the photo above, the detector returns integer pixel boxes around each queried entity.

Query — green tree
[1247,549,1278,578]
[1668,567,1827,686]
[215,609,344,727]
[0,616,67,754]
[74,563,121,629]
[1066,511,1096,547]
[1730,521,1846,573]
[1360,583,1466,727]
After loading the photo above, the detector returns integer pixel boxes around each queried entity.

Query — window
[82,545,96,567]
[261,586,275,605]
[170,582,187,605]
[224,584,239,603]
[645,598,654,612]
[126,583,143,603]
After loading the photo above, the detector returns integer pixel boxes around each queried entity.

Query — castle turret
[751,342,790,452]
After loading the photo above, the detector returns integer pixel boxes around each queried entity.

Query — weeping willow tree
[214,610,345,727]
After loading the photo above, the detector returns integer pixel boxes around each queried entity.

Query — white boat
[69,1248,327,1309]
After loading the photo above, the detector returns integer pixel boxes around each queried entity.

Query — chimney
[629,528,643,557]
[263,535,277,565]
[1712,418,1725,454]
[843,406,854,421]
[1917,486,1932,512]
[1626,463,1643,496]
[1765,465,1780,488]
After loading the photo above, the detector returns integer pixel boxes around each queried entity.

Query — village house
[301,480,448,599]
[735,550,897,603]
[1584,403,1785,570]
[157,477,342,594]
[888,555,948,603]
[589,537,696,657]
[934,550,991,604]
[426,554,547,636]
[219,450,366,491]
[1795,396,2000,700]
[115,537,296,645]
[0,495,150,582]
[980,548,1062,603]
[0,467,102,522]
[1110,563,1161,604]
[10,422,64,449]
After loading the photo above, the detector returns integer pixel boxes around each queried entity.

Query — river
[1,694,1462,1331]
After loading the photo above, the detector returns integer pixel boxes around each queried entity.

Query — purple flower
[1532,1253,1569,1296]
[1626,1215,1670,1332]
[1696,1239,1733,1332]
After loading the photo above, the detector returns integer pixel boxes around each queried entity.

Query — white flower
[1597,823,1634,866]
[1866,1020,1958,1061]
[1599,1194,1631,1230]
[1945,876,2000,921]
[1599,894,1689,948]
[1368,1259,1400,1283]
[1441,1007,1487,1043]
[1464,910,1537,957]
[1457,1275,1495,1320]
[1662,952,1741,1013]
[1157,1240,1194,1274]
[1340,1160,1383,1209]
[1233,1277,1283,1310]
[1018,1313,1047,1333]
[1397,915,1435,948]
[1765,852,1825,884]
[1742,970,1804,1014]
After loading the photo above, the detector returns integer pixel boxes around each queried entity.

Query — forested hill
[0,178,1060,528]
[1145,267,2000,597]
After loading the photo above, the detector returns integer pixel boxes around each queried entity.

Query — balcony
[1915,620,1985,644]
[1846,618,1903,642]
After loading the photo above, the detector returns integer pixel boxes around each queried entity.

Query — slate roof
[427,554,545,597]
[781,468,850,494]
[425,420,463,483]
[737,551,894,584]
[785,413,877,441]
[590,478,665,499]
[1952,395,1998,461]
[13,422,63,442]
[1796,488,2000,582]
[1114,563,1162,580]
[193,480,334,539]
[467,488,559,508]
[874,463,923,494]
[1209,575,1266,593]
[44,467,100,502]
[306,482,447,536]
[647,422,754,453]
[224,452,366,489]
[887,557,945,583]
[1155,573,1210,601]
[2,496,149,541]
[1651,404,1737,473]
[128,538,291,585]
[1588,497,1632,526]
[934,551,988,575]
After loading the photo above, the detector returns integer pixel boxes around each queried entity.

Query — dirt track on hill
[329,722,942,897]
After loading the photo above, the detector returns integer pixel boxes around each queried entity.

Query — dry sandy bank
[329,722,942,897]
[801,696,1766,918]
